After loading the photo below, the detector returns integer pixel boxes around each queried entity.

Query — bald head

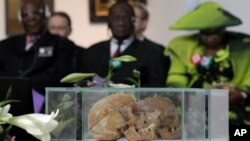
[108,2,135,41]
[20,0,47,35]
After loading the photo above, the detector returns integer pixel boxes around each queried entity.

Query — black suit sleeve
[141,44,169,87]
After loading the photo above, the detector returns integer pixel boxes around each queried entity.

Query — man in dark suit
[0,0,76,110]
[78,2,168,87]
[48,11,86,71]
[132,2,165,51]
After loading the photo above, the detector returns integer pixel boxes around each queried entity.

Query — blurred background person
[132,2,170,76]
[0,0,76,113]
[48,11,85,71]
[132,2,165,50]
[48,11,72,38]
[78,2,168,87]
[166,2,250,125]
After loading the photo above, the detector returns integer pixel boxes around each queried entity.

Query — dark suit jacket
[77,39,169,87]
[143,37,165,51]
[142,37,170,74]
[0,31,76,94]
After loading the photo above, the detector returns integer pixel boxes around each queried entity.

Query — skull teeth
[137,124,156,134]
[170,127,181,134]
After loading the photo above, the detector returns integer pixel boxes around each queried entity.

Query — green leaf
[0,125,12,141]
[126,78,138,87]
[62,94,71,102]
[6,86,12,99]
[58,101,74,110]
[60,73,96,83]
[0,100,19,107]
[113,55,137,62]
[133,69,141,78]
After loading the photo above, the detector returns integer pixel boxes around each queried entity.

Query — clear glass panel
[45,88,79,141]
[182,89,206,140]
[210,89,229,141]
[45,88,228,141]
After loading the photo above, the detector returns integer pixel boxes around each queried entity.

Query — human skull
[122,109,161,141]
[88,94,181,140]
[122,96,181,140]
[88,93,137,140]
[143,96,181,139]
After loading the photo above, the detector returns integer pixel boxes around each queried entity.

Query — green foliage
[126,69,141,87]
[0,125,12,141]
[113,55,137,62]
[60,55,139,87]
[103,55,137,86]
[0,100,19,107]
[60,73,96,83]
[0,86,19,112]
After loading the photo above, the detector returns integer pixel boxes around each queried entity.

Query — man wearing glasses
[0,0,76,112]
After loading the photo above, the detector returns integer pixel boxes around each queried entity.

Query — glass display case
[46,88,228,141]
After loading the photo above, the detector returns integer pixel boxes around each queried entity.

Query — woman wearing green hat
[166,2,250,125]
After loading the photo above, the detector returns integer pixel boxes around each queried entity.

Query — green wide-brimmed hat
[170,2,242,30]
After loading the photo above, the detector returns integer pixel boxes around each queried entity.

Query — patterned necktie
[113,40,123,58]
[25,36,38,51]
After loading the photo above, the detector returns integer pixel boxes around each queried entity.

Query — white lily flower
[8,109,59,141]
[0,104,13,124]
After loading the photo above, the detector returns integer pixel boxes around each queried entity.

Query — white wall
[1,0,250,48]
[54,0,111,48]
[0,0,5,40]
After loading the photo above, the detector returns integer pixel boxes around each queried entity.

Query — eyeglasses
[21,9,44,19]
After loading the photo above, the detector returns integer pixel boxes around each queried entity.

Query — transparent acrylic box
[46,88,228,141]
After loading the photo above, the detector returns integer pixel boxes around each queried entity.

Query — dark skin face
[200,28,225,49]
[199,28,226,56]
[21,0,46,35]
[108,3,135,41]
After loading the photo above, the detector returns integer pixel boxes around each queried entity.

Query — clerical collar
[110,35,135,57]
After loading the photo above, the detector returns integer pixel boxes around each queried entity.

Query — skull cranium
[88,94,181,140]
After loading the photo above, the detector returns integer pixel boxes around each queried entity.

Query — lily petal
[8,109,59,141]
[0,104,13,124]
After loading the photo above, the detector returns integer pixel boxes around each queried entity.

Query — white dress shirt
[110,35,135,57]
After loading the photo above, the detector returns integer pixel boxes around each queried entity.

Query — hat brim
[170,3,242,30]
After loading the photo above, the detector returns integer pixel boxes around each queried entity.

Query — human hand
[212,83,246,105]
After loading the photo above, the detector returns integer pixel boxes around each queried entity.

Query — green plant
[61,55,140,87]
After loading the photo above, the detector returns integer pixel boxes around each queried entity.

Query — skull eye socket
[144,120,147,124]
[121,124,129,132]
[168,127,172,132]
[118,128,121,133]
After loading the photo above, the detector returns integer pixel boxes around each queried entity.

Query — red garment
[112,41,123,58]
